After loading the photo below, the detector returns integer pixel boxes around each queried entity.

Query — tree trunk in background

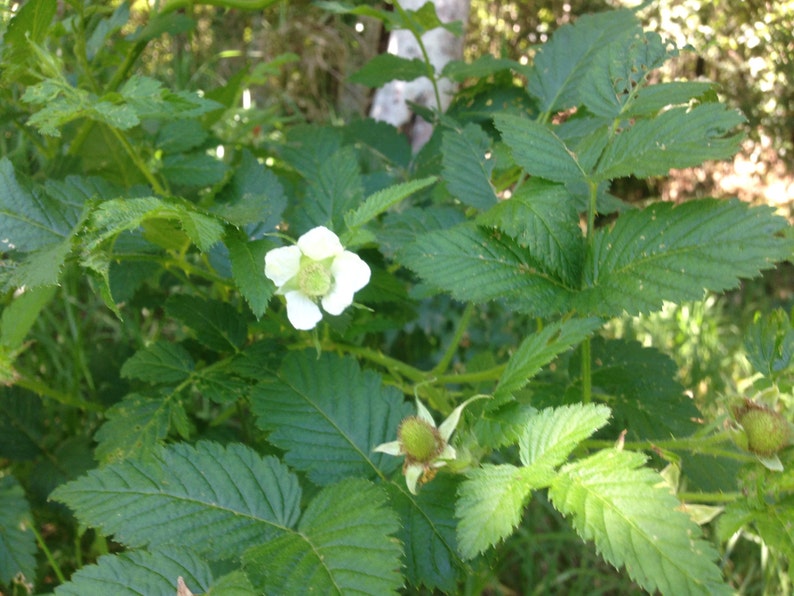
[370,0,470,151]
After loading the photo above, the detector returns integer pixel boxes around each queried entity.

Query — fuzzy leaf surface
[549,449,731,595]
[441,123,497,210]
[251,352,412,485]
[0,475,36,586]
[575,199,793,316]
[344,176,437,233]
[226,232,273,319]
[243,479,402,595]
[54,547,213,596]
[120,341,195,384]
[51,441,302,559]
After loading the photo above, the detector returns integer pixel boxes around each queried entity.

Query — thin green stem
[107,126,167,195]
[30,523,66,584]
[581,337,592,403]
[432,303,475,376]
[435,365,506,385]
[393,1,444,113]
[677,491,742,504]
[586,432,758,463]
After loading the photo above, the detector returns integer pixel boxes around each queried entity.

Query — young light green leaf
[250,351,413,485]
[166,295,248,353]
[344,176,437,233]
[494,114,586,184]
[441,123,497,210]
[243,478,402,595]
[519,404,611,469]
[495,318,602,401]
[350,54,431,87]
[54,547,213,596]
[225,232,273,319]
[477,180,584,286]
[120,341,195,384]
[594,103,745,180]
[0,475,36,587]
[549,449,731,595]
[399,223,574,317]
[3,238,74,289]
[744,308,794,377]
[93,393,184,463]
[575,199,793,316]
[527,9,638,114]
[0,286,56,349]
[456,464,552,559]
[51,441,302,559]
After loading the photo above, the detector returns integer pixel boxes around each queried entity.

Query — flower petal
[298,226,344,261]
[284,290,323,330]
[373,440,403,456]
[331,251,371,293]
[438,395,489,441]
[437,444,456,462]
[404,463,424,495]
[321,285,355,316]
[415,398,437,428]
[264,245,302,288]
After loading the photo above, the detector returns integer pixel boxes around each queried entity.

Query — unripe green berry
[398,416,443,463]
[740,408,790,456]
[298,262,332,297]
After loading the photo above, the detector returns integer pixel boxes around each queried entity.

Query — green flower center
[398,416,443,463]
[298,261,332,297]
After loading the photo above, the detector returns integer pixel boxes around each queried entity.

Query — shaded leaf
[0,475,36,586]
[441,123,497,210]
[350,54,431,87]
[121,341,195,384]
[166,295,247,353]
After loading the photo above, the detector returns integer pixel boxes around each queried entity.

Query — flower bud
[398,416,443,463]
[738,406,790,456]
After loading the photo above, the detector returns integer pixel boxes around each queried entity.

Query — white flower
[374,395,486,494]
[264,226,371,330]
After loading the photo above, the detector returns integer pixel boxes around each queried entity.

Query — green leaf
[0,285,56,349]
[0,158,84,252]
[744,308,794,377]
[226,232,273,319]
[386,475,463,592]
[250,351,412,485]
[400,223,574,316]
[442,55,525,82]
[120,75,222,120]
[0,389,43,460]
[575,199,792,316]
[569,338,701,440]
[54,547,212,596]
[441,123,497,210]
[243,478,402,595]
[456,464,549,559]
[495,318,602,401]
[121,341,195,384]
[93,393,184,464]
[478,180,584,286]
[624,81,716,117]
[166,295,247,353]
[205,570,256,595]
[2,0,57,82]
[344,176,437,233]
[302,146,363,231]
[212,151,286,230]
[160,153,229,187]
[594,104,745,180]
[350,54,432,87]
[3,237,73,289]
[156,119,208,153]
[494,114,586,184]
[519,404,611,469]
[51,441,302,559]
[549,449,731,595]
[527,9,638,114]
[0,475,36,586]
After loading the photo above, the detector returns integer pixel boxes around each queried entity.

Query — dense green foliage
[1,1,793,594]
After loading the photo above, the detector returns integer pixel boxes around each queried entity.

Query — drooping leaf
[166,295,248,353]
[399,223,574,316]
[549,449,731,595]
[121,341,195,384]
[51,441,302,560]
[575,199,793,317]
[0,475,36,586]
[243,479,402,595]
[519,404,612,469]
[494,114,586,184]
[527,9,638,114]
[93,393,185,463]
[744,308,794,377]
[456,464,550,559]
[350,54,432,87]
[593,103,745,180]
[441,123,497,210]
[495,318,602,401]
[54,547,213,596]
[477,180,584,286]
[225,232,273,319]
[250,351,412,485]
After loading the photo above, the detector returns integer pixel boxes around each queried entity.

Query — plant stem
[107,126,167,195]
[677,491,742,503]
[30,523,66,584]
[581,337,592,403]
[432,302,475,376]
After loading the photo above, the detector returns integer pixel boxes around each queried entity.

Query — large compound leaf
[478,180,584,286]
[400,223,575,317]
[51,441,302,560]
[0,475,36,587]
[250,351,413,485]
[243,479,402,595]
[549,449,731,595]
[575,199,792,316]
[54,547,213,596]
